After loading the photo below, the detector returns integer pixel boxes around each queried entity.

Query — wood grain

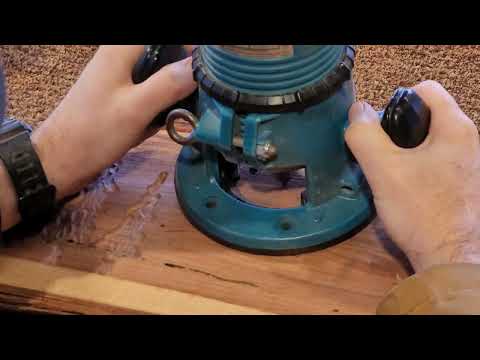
[0,254,269,314]
[0,131,410,314]
[0,283,147,314]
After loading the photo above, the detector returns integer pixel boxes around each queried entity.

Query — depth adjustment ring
[192,46,356,114]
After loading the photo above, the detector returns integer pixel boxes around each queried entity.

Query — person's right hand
[345,80,480,273]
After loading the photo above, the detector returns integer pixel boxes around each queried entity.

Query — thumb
[132,57,197,121]
[345,101,396,175]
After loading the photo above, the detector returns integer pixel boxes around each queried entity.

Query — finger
[345,101,397,176]
[413,80,459,114]
[132,57,197,122]
[97,45,145,67]
[88,45,144,85]
[413,80,472,139]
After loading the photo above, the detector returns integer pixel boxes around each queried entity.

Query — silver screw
[256,142,278,162]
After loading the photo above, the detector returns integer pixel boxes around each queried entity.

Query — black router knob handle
[381,87,431,148]
[132,45,197,128]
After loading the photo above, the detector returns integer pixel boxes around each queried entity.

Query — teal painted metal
[173,45,373,254]
[201,45,344,95]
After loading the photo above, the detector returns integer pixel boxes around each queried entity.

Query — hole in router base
[280,219,293,231]
[205,197,218,209]
[229,164,306,209]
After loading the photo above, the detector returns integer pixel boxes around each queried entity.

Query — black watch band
[0,118,57,225]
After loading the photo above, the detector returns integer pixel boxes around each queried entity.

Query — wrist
[30,125,73,201]
[408,239,480,273]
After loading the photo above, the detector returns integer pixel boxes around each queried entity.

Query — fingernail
[348,101,378,124]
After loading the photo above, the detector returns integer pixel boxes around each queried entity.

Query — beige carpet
[1,45,479,127]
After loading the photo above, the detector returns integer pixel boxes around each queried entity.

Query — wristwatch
[0,117,57,226]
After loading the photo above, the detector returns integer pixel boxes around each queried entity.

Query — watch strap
[0,118,57,225]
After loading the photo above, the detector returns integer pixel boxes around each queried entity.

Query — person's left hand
[31,45,197,201]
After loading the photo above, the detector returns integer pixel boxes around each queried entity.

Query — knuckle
[415,80,459,111]
[344,122,372,150]
[458,117,479,140]
[416,80,450,98]
[419,79,444,91]
[447,112,480,147]
[162,63,177,83]
[162,65,186,98]
[415,80,446,100]
[344,123,360,144]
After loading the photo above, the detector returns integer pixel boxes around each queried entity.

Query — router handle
[132,45,197,128]
[381,87,431,148]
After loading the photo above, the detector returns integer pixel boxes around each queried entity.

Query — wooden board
[0,130,411,314]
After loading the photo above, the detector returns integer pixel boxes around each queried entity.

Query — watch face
[0,65,4,122]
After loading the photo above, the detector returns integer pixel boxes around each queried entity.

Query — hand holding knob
[132,45,198,128]
[381,87,431,148]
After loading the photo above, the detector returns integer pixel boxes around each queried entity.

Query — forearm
[30,117,88,202]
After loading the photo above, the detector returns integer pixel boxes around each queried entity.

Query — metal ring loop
[166,109,198,145]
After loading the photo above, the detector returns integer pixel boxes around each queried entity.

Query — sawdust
[0,45,479,127]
